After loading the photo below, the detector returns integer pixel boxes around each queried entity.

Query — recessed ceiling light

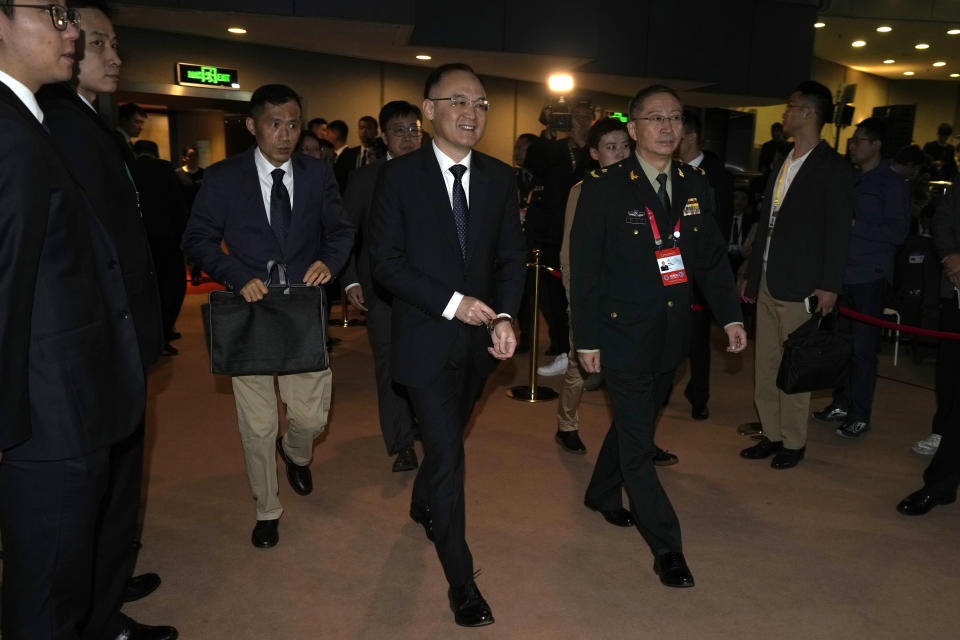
[948,29,960,35]
[415,54,432,61]
[903,71,915,76]
[814,22,826,28]
[951,73,960,78]
[933,61,947,67]
[851,40,866,47]
[915,43,930,49]
[876,26,892,33]
[883,59,895,64]
[227,27,246,34]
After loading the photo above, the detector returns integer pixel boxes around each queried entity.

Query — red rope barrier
[837,306,960,340]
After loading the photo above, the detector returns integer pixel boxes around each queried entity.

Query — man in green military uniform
[570,85,746,588]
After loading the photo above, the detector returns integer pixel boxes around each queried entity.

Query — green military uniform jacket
[569,154,741,373]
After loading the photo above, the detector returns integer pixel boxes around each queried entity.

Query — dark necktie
[450,164,468,258]
[270,168,292,245]
[731,216,741,246]
[656,172,671,213]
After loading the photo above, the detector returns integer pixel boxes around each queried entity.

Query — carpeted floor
[121,293,958,639]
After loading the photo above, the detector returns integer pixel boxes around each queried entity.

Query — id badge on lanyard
[647,207,687,286]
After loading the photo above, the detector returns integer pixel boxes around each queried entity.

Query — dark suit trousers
[585,368,682,555]
[923,413,960,496]
[366,294,416,454]
[831,279,885,421]
[684,307,711,407]
[407,327,486,587]
[932,294,960,437]
[150,241,186,339]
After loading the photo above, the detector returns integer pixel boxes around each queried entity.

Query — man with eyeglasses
[35,1,177,637]
[570,84,746,589]
[0,2,155,638]
[342,100,423,473]
[370,63,525,627]
[739,80,852,469]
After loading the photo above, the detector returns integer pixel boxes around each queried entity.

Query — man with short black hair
[356,114,384,166]
[117,100,145,144]
[183,83,355,549]
[307,116,326,138]
[923,122,957,181]
[327,118,357,193]
[759,121,788,176]
[740,80,852,469]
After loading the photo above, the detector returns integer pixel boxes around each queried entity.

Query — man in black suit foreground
[342,100,423,473]
[571,85,746,589]
[0,3,167,637]
[739,81,852,469]
[35,3,176,637]
[183,84,354,548]
[370,63,526,626]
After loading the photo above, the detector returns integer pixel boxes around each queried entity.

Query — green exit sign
[177,62,239,89]
[606,111,628,123]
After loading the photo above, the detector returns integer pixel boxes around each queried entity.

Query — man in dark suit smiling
[370,63,526,627]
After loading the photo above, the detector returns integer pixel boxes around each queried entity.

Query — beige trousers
[232,368,333,520]
[754,274,811,449]
[557,347,585,432]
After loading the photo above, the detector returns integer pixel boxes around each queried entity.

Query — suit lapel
[421,147,464,264]
[776,141,826,211]
[289,154,309,251]
[465,152,488,267]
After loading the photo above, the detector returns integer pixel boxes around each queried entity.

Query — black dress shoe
[654,551,695,588]
[392,446,418,472]
[276,436,312,496]
[167,330,182,341]
[653,446,678,466]
[584,500,634,527]
[896,487,957,515]
[691,403,709,420]
[409,502,434,542]
[771,446,805,469]
[448,581,495,627]
[122,572,161,603]
[740,437,783,459]
[113,613,178,640]
[160,343,178,356]
[251,519,278,548]
[555,429,587,454]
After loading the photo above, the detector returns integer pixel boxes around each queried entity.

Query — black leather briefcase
[776,312,852,394]
[201,264,328,376]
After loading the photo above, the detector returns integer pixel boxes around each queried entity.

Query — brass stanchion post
[508,248,558,402]
[342,296,350,328]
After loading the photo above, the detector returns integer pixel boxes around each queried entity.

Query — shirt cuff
[576,349,600,353]
[723,322,745,329]
[344,282,360,292]
[442,292,464,320]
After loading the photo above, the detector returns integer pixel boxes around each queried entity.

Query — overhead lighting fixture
[951,73,960,78]
[933,61,947,67]
[915,43,930,49]
[415,54,432,61]
[227,27,247,34]
[876,26,892,33]
[903,71,915,76]
[814,22,826,28]
[883,59,895,64]
[851,40,866,47]
[948,29,960,35]
[547,73,574,93]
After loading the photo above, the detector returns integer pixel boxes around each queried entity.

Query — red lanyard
[647,208,681,247]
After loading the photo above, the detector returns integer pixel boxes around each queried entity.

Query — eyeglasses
[633,114,684,126]
[428,96,491,112]
[388,125,422,138]
[8,4,80,31]
[785,103,809,111]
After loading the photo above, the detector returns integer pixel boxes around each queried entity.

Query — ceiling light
[851,40,866,47]
[415,54,432,60]
[883,59,895,64]
[915,43,930,49]
[933,61,947,67]
[948,29,960,35]
[952,73,960,78]
[903,71,915,76]
[876,26,892,33]
[547,73,574,93]
[227,27,247,34]
[814,22,826,28]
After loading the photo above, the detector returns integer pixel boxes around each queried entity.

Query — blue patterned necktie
[656,172,671,212]
[270,168,292,245]
[450,164,468,258]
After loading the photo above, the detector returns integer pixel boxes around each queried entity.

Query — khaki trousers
[557,347,585,432]
[232,368,333,520]
[754,274,811,449]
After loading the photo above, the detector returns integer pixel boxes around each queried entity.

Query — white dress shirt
[763,143,815,263]
[254,147,294,224]
[0,69,44,124]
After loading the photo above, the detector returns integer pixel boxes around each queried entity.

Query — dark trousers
[924,415,960,496]
[366,294,416,454]
[150,241,186,340]
[585,368,681,556]
[684,308,710,407]
[518,245,569,353]
[932,294,960,437]
[407,328,487,587]
[832,279,886,421]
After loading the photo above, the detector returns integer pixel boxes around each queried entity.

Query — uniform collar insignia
[677,166,685,178]
[629,170,640,182]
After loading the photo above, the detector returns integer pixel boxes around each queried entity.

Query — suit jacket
[334,145,360,195]
[0,83,144,460]
[369,146,527,388]
[133,155,189,249]
[699,149,734,242]
[182,146,355,290]
[341,157,390,302]
[933,185,960,298]
[39,83,164,368]
[570,156,741,373]
[744,140,853,301]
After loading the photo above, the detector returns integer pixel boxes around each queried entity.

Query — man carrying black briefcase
[183,85,354,548]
